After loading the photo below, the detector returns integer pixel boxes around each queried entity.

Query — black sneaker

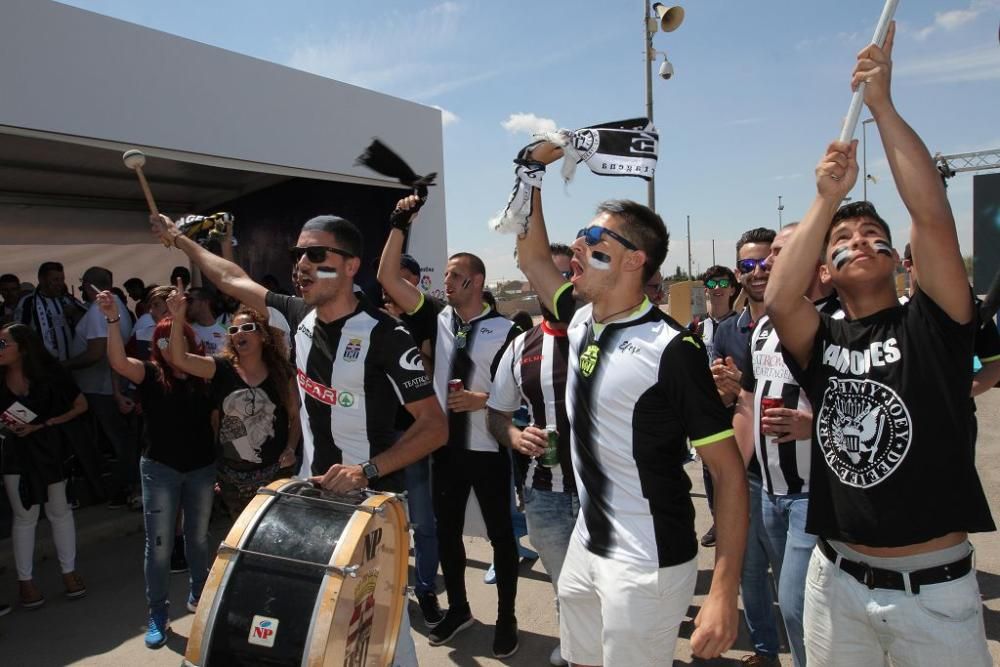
[417,592,444,628]
[492,617,519,658]
[427,608,474,646]
[700,523,717,548]
[170,537,189,574]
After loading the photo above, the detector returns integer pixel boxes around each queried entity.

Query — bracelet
[106,316,121,324]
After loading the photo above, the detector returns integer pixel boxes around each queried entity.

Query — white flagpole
[838,0,900,143]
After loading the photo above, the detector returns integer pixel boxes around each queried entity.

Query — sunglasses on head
[705,278,732,289]
[289,246,354,264]
[227,322,258,335]
[576,226,638,251]
[737,258,770,274]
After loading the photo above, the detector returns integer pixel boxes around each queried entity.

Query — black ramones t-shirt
[784,290,995,546]
[209,356,289,471]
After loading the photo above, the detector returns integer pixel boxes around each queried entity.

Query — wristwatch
[361,460,380,483]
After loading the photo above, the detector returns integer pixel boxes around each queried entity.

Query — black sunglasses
[737,258,770,274]
[289,246,354,263]
[576,226,638,251]
[705,278,732,289]
[227,323,258,335]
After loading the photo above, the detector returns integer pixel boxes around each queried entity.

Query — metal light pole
[686,214,692,278]
[712,239,716,265]
[643,3,683,211]
[777,195,784,229]
[862,117,876,201]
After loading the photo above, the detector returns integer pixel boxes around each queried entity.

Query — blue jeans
[140,457,215,614]
[404,457,439,597]
[523,487,578,597]
[761,491,814,667]
[741,474,780,658]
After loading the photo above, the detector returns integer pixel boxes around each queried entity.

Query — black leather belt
[818,538,972,594]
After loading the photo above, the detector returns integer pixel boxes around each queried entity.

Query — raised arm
[857,22,970,323]
[151,214,267,314]
[279,378,301,469]
[514,143,568,314]
[766,141,856,369]
[376,195,424,315]
[95,290,145,385]
[165,283,217,380]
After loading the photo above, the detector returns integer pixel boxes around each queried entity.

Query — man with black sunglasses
[378,196,523,657]
[509,142,747,665]
[151,212,447,666]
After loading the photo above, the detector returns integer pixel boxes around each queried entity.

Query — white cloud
[913,1,994,40]
[895,45,1000,83]
[431,105,459,127]
[500,113,558,137]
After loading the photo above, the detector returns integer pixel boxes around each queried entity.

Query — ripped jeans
[140,457,215,614]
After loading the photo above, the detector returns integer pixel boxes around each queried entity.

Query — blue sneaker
[483,562,497,585]
[186,594,199,613]
[145,610,169,648]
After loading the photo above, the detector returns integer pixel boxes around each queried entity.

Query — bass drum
[184,479,409,667]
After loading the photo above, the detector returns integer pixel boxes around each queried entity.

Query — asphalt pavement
[3,390,1000,665]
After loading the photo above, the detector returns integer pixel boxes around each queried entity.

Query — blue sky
[60,0,1000,283]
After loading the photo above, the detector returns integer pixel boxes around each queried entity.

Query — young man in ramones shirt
[765,23,994,666]
[379,196,523,659]
[152,211,448,667]
[513,142,748,665]
[486,243,576,667]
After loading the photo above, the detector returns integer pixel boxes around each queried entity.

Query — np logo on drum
[247,615,279,648]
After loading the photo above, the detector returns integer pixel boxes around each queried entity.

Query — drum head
[184,480,408,667]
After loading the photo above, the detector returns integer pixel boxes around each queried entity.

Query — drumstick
[122,149,169,247]
[838,0,899,143]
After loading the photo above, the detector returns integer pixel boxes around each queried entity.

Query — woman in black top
[1,323,88,608]
[98,291,216,649]
[166,296,299,519]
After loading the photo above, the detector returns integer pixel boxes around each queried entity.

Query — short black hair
[123,277,145,292]
[449,252,487,280]
[37,262,63,281]
[82,266,113,290]
[736,228,776,258]
[400,254,422,277]
[595,199,669,283]
[170,266,191,283]
[828,201,892,246]
[549,243,573,259]
[482,290,497,309]
[0,274,19,285]
[700,265,736,284]
[301,215,363,259]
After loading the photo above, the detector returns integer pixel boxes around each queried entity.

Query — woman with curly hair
[98,289,215,649]
[165,291,299,519]
[0,323,89,610]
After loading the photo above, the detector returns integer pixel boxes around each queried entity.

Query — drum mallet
[837,0,899,143]
[122,149,169,247]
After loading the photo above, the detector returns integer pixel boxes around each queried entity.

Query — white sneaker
[549,644,567,666]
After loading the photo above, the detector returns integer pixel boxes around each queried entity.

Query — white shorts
[557,535,698,666]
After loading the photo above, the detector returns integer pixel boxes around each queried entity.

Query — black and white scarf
[490,117,658,235]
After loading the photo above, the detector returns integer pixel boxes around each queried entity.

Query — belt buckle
[863,563,876,590]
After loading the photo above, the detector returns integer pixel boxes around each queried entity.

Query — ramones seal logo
[579,344,600,378]
[816,377,912,488]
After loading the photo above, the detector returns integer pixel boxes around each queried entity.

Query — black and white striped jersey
[487,321,574,493]
[265,293,435,491]
[567,299,734,568]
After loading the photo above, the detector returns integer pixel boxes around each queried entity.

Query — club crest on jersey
[343,338,362,362]
[816,377,912,488]
[580,344,600,378]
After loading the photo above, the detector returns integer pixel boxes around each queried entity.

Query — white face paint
[588,251,612,271]
[871,239,893,257]
[831,246,854,271]
[315,267,338,280]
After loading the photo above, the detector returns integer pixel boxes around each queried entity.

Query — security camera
[658,58,674,80]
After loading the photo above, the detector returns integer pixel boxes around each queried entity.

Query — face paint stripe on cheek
[871,239,893,257]
[588,251,612,270]
[832,246,854,271]
[315,268,338,280]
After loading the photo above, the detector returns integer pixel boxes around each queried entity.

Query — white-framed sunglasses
[227,322,259,335]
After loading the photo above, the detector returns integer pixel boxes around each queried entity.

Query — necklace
[596,298,645,325]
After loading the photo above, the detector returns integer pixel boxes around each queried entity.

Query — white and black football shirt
[265,292,435,492]
[488,321,574,493]
[566,298,734,568]
[783,289,995,546]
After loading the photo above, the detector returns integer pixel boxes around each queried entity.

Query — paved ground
[2,390,1000,665]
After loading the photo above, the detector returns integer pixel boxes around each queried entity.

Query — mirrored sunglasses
[705,278,732,289]
[576,226,638,251]
[736,258,770,274]
[227,322,259,335]
[289,246,354,263]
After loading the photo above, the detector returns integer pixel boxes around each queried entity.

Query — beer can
[448,379,464,393]
[539,427,560,468]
